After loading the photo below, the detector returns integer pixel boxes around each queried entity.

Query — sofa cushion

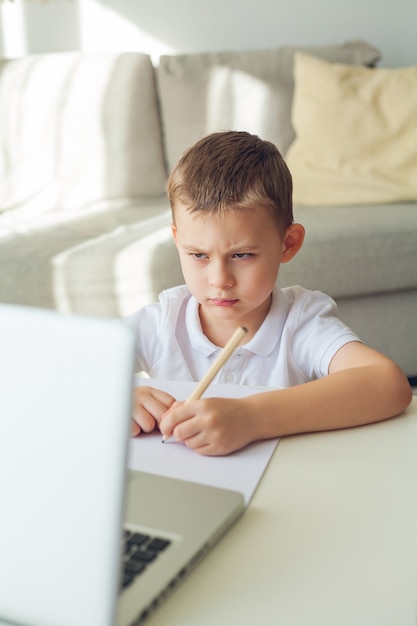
[286,53,417,206]
[156,40,380,171]
[0,52,167,214]
[0,198,177,318]
[278,203,417,298]
[334,290,417,377]
[3,199,412,319]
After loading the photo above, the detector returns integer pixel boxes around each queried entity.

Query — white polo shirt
[124,285,360,388]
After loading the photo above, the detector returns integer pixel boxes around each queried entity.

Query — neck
[198,294,272,347]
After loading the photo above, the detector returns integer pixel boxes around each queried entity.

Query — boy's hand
[131,386,176,437]
[160,397,253,456]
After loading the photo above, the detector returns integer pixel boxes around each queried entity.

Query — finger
[131,419,140,437]
[130,386,176,436]
[183,433,235,457]
[140,394,176,426]
[173,427,214,456]
[148,387,176,409]
[171,414,203,444]
[132,402,158,432]
[159,402,189,438]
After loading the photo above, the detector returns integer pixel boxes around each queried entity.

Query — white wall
[0,0,416,67]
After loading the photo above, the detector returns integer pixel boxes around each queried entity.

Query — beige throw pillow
[156,41,380,171]
[286,53,417,206]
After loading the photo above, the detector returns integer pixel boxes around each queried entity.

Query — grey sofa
[0,40,416,378]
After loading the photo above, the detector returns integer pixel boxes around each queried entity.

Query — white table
[146,397,417,626]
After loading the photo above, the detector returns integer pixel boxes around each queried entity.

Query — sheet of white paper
[128,378,279,505]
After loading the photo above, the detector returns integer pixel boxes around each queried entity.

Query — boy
[126,131,411,456]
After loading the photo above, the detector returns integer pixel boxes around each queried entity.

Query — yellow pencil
[162,326,248,443]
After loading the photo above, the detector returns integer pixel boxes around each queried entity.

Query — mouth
[210,298,239,307]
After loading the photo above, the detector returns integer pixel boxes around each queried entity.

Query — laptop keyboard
[121,530,171,589]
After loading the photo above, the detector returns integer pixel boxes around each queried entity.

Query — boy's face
[172,203,303,339]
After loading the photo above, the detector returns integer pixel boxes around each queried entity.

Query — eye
[233,252,253,259]
[190,253,208,260]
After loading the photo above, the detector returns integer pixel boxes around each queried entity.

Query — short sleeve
[285,288,361,380]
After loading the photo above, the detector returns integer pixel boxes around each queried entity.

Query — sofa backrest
[0,52,167,214]
[156,40,381,172]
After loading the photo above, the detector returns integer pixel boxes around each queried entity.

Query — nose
[208,259,234,289]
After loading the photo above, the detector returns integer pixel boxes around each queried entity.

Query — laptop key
[131,549,156,563]
[121,530,172,590]
[125,560,147,575]
[128,532,149,546]
[122,574,134,589]
[148,538,171,551]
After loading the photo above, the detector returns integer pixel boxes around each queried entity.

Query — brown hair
[167,131,293,233]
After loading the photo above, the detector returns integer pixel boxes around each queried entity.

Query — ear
[281,223,305,263]
[171,223,178,247]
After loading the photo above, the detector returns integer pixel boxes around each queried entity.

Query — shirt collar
[244,288,288,356]
[185,296,220,357]
[185,287,288,358]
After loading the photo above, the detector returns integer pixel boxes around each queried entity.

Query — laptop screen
[0,304,135,626]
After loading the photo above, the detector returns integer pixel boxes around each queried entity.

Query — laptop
[0,303,244,626]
